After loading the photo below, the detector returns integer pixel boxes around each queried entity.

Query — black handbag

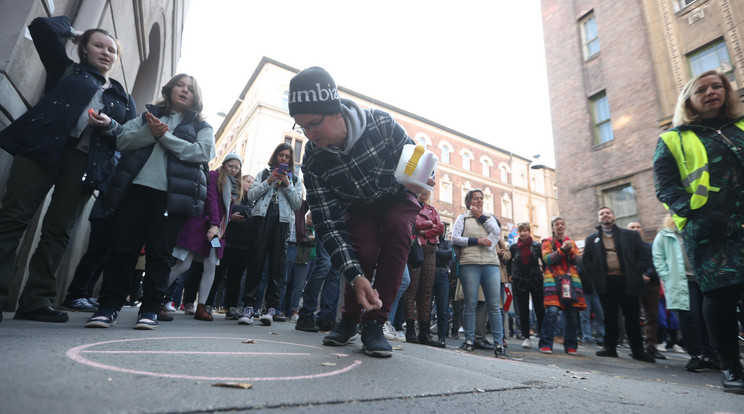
[556,273,577,306]
[408,239,424,269]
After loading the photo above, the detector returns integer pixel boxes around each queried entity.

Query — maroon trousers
[342,192,420,324]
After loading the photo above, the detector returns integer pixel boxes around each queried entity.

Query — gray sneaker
[238,307,254,325]
[225,307,242,320]
[260,308,276,326]
[62,298,97,312]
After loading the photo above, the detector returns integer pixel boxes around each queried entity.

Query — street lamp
[527,154,543,237]
[530,154,545,170]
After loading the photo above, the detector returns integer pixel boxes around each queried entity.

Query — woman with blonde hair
[653,69,744,392]
[402,190,444,345]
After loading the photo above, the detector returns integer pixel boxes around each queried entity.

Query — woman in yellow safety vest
[653,69,744,394]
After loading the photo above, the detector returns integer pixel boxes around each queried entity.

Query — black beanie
[288,66,342,117]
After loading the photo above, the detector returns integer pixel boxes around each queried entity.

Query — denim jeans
[298,241,340,322]
[432,267,450,339]
[460,264,503,345]
[541,305,579,350]
[579,292,605,342]
[389,265,411,324]
[277,241,298,314]
[289,260,313,313]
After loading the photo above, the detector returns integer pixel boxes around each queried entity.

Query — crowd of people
[0,16,743,395]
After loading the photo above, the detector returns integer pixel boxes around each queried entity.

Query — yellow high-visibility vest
[659,120,744,229]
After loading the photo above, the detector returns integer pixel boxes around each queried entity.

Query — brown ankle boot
[194,304,213,321]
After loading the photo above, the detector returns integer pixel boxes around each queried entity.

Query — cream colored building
[0,0,189,309]
[213,58,559,242]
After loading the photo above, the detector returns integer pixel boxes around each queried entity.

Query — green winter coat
[652,227,689,311]
[653,116,744,293]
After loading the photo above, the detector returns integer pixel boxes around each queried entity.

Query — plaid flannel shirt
[302,105,414,283]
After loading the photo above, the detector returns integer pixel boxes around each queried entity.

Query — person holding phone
[85,73,214,329]
[237,143,303,326]
[0,16,136,322]
[164,152,243,321]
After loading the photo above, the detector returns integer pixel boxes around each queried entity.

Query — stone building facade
[541,0,744,241]
[213,58,559,242]
[0,0,188,310]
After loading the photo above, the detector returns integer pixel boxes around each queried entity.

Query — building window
[499,164,510,184]
[480,156,493,178]
[441,147,450,164]
[284,136,304,165]
[460,150,474,171]
[438,142,453,164]
[590,91,614,145]
[580,13,600,60]
[676,0,697,10]
[501,194,512,218]
[439,175,452,204]
[414,133,432,150]
[688,41,737,88]
[483,188,494,215]
[602,184,638,228]
[281,90,289,111]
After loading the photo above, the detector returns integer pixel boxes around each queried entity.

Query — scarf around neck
[517,236,533,265]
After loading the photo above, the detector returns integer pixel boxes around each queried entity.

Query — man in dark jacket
[582,207,654,363]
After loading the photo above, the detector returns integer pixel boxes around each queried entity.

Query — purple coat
[176,169,230,259]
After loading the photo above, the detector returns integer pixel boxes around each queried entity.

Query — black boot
[722,361,744,394]
[418,322,436,346]
[405,319,419,343]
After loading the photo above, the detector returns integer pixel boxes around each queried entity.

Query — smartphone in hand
[277,163,288,175]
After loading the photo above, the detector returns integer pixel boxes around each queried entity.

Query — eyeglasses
[292,114,327,135]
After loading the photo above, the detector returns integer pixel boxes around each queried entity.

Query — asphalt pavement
[1,307,741,414]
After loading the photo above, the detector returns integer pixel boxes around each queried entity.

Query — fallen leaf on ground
[269,332,279,335]
[241,339,256,344]
[393,346,403,350]
[212,382,253,389]
[321,362,337,367]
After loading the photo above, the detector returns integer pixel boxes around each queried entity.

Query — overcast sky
[177,0,556,167]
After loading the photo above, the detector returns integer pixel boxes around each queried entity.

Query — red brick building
[541,0,744,241]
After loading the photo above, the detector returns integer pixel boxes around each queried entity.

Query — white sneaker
[183,303,195,315]
[671,344,686,353]
[164,301,176,312]
[383,321,397,341]
[656,343,667,353]
[393,330,406,342]
[522,338,532,349]
[289,313,299,323]
[238,307,255,325]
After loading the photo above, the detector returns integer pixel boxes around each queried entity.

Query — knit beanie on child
[223,151,242,165]
[288,66,342,117]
